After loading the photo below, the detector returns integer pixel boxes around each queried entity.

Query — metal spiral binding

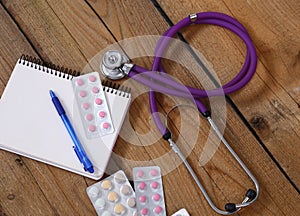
[102,80,131,98]
[19,54,80,80]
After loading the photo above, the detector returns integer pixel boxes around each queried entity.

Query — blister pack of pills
[86,170,137,216]
[72,72,114,139]
[133,166,166,216]
[171,208,190,216]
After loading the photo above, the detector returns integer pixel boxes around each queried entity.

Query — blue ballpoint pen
[50,90,94,173]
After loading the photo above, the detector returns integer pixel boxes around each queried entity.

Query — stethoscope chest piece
[100,50,129,80]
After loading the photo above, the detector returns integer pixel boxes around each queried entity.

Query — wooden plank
[0,5,57,216]
[221,0,300,105]
[220,0,300,179]
[87,0,300,215]
[155,0,300,186]
[0,151,56,216]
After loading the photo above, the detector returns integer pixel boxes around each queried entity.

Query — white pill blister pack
[86,170,137,216]
[72,72,114,139]
[133,166,166,216]
[171,208,190,216]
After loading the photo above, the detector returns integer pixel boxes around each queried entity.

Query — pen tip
[49,90,55,98]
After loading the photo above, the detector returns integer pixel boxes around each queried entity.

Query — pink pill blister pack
[72,72,114,139]
[86,170,137,216]
[171,208,190,216]
[133,166,166,216]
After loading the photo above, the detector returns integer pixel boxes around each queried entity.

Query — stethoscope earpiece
[225,189,257,213]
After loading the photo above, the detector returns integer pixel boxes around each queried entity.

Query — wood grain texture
[0,0,299,215]
[0,5,56,216]
[87,0,300,215]
[155,0,300,186]
[82,0,300,215]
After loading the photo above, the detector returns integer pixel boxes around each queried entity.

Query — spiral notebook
[0,55,131,180]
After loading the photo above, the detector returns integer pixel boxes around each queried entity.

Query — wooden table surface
[0,0,299,215]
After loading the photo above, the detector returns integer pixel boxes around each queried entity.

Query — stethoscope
[99,12,259,215]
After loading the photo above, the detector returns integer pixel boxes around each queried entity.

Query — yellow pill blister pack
[86,170,137,216]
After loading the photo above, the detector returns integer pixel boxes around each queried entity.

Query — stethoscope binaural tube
[129,12,257,135]
[100,12,259,215]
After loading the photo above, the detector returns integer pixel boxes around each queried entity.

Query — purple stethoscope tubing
[128,12,257,136]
